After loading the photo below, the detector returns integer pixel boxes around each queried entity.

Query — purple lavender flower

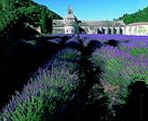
[0,47,80,120]
[92,42,148,106]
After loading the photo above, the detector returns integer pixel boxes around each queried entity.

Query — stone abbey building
[52,7,148,36]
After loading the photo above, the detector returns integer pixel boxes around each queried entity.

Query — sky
[33,0,148,20]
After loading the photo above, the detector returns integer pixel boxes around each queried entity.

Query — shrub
[0,48,80,121]
[92,45,148,109]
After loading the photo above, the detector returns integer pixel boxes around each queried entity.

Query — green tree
[118,6,148,24]
[40,9,46,34]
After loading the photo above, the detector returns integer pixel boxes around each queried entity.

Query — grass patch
[130,48,148,56]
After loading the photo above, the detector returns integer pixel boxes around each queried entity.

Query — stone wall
[52,9,148,36]
[125,23,148,36]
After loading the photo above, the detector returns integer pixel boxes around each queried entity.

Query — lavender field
[0,34,148,121]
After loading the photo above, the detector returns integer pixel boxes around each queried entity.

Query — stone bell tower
[64,6,79,34]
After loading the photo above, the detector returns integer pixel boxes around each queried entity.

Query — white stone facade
[52,8,148,36]
[124,22,148,36]
[63,6,79,34]
[64,25,76,34]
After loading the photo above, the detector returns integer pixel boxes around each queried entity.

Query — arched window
[108,28,111,34]
[102,28,105,34]
[97,28,102,34]
[120,28,123,34]
[113,28,116,34]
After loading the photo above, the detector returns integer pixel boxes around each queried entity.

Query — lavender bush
[80,34,148,43]
[92,45,148,106]
[0,33,147,121]
[42,48,81,73]
[0,48,80,121]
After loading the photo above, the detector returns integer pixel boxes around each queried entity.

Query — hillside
[0,0,63,109]
[118,6,148,24]
[0,0,62,37]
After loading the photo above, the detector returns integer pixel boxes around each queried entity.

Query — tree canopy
[118,7,148,24]
[0,0,62,36]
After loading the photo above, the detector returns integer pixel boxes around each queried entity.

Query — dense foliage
[0,0,62,37]
[117,6,148,24]
[0,34,147,121]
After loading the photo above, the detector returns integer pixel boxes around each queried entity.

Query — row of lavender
[0,48,81,120]
[0,47,113,120]
[0,34,147,120]
[49,33,148,118]
[92,46,147,104]
[87,34,148,104]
